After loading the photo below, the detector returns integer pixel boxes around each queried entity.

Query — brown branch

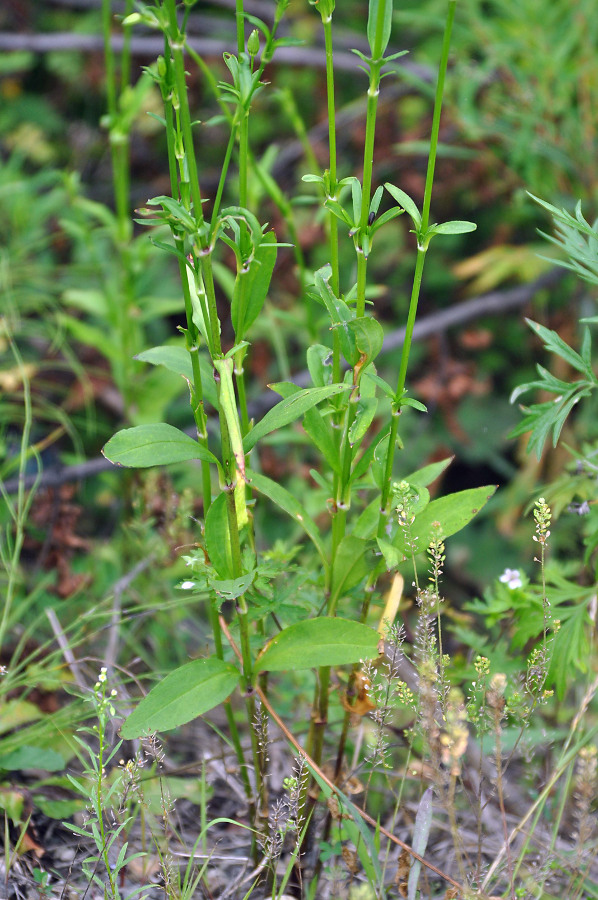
[217,616,465,894]
[0,32,421,75]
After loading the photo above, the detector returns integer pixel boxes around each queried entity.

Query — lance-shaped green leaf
[231,230,277,338]
[135,345,219,409]
[526,318,594,376]
[330,536,370,605]
[205,492,233,578]
[408,787,434,900]
[308,765,386,897]
[405,456,453,487]
[272,382,341,476]
[102,424,218,468]
[243,383,350,453]
[384,183,422,230]
[307,344,333,388]
[137,344,193,379]
[349,316,384,368]
[213,357,248,529]
[188,267,214,350]
[120,658,240,739]
[246,468,327,565]
[427,220,477,236]
[367,0,393,59]
[394,485,496,555]
[146,195,198,234]
[348,374,378,446]
[304,405,342,475]
[351,424,391,484]
[353,496,380,540]
[377,537,401,571]
[313,264,359,366]
[421,219,477,249]
[255,617,379,672]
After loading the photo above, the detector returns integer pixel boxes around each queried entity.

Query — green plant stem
[174,62,263,818]
[355,0,386,319]
[322,16,339,299]
[321,10,347,561]
[211,125,237,227]
[159,3,259,806]
[120,0,133,92]
[102,0,116,122]
[0,338,40,654]
[239,108,249,214]
[103,0,136,420]
[96,733,115,895]
[162,53,213,513]
[377,0,456,531]
[235,0,245,55]
[329,0,389,564]
[101,0,131,240]
[307,1,389,780]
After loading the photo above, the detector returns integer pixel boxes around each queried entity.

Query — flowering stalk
[66,669,141,899]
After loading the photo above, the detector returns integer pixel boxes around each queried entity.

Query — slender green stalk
[120,0,134,92]
[322,16,340,300]
[377,247,426,531]
[102,0,131,239]
[329,0,392,562]
[329,0,459,798]
[0,336,40,654]
[102,0,116,120]
[159,4,262,806]
[377,0,456,531]
[102,0,136,417]
[355,0,387,318]
[307,0,392,779]
[320,9,345,565]
[236,0,245,55]
[161,47,212,513]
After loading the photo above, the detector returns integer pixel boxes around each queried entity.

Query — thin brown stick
[218,616,466,895]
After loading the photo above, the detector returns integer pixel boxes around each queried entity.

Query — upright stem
[0,338,38,654]
[162,49,212,514]
[355,0,386,318]
[102,0,135,415]
[322,17,339,298]
[355,56,381,319]
[377,0,456,529]
[161,2,258,803]
[235,0,245,55]
[329,0,387,561]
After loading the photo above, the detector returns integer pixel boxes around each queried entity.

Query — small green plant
[66,668,147,899]
[93,0,520,894]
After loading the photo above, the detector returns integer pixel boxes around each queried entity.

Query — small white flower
[499,568,523,590]
[180,581,196,590]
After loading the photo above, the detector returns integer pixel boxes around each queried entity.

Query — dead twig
[218,616,466,895]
